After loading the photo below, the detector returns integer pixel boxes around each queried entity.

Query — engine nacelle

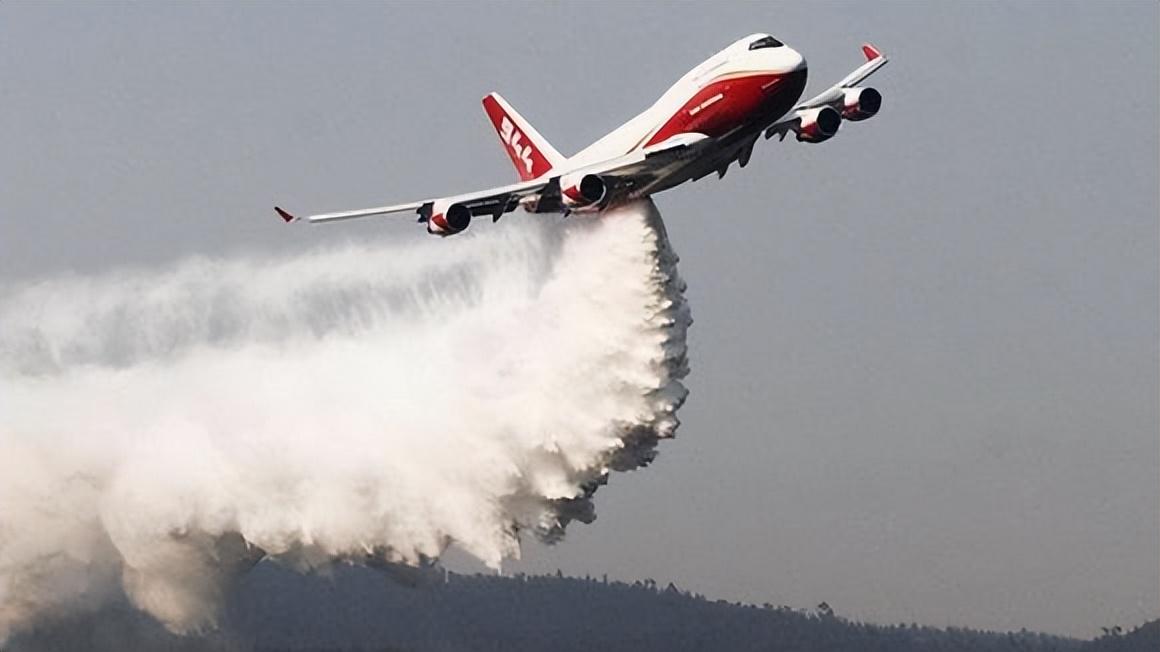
[796,106,841,143]
[840,87,882,121]
[426,199,471,236]
[559,173,608,211]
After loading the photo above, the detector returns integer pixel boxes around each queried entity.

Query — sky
[1,1,1157,639]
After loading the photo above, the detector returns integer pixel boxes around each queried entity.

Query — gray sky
[1,1,1156,639]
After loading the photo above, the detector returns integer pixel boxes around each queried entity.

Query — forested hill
[9,563,1156,652]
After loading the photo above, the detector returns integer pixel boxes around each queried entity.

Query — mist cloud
[0,200,690,639]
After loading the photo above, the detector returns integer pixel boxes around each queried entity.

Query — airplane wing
[565,132,712,190]
[764,43,889,141]
[275,177,550,224]
[275,135,705,225]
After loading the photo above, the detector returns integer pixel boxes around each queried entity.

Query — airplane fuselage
[531,35,814,213]
[569,35,808,168]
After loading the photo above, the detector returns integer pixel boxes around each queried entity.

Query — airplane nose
[789,49,807,72]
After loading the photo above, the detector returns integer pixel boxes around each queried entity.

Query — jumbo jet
[275,34,889,235]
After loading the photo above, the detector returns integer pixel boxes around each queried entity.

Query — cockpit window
[748,36,784,50]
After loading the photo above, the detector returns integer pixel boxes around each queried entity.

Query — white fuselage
[565,34,807,169]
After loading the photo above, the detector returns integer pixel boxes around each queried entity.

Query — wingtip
[862,43,883,61]
[274,206,298,223]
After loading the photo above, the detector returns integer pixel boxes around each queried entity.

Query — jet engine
[796,106,842,143]
[559,173,608,211]
[425,199,471,236]
[840,87,882,121]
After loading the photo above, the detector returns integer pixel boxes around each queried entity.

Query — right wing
[275,177,550,225]
[276,135,710,225]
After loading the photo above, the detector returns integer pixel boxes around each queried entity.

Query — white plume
[0,200,690,638]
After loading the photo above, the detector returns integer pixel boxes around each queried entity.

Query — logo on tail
[498,116,535,176]
[482,93,565,182]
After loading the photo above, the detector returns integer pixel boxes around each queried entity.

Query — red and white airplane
[275,34,888,235]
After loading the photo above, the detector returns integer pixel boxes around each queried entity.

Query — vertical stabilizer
[482,92,565,181]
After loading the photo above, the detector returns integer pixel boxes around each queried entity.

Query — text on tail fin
[482,93,563,181]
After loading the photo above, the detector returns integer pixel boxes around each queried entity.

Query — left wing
[794,43,889,112]
[275,177,549,225]
[765,42,889,142]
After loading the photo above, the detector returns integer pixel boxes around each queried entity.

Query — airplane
[274,34,889,235]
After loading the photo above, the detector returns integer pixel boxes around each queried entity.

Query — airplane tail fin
[482,92,565,181]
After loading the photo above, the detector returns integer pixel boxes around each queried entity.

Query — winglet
[274,206,298,223]
[861,43,883,61]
